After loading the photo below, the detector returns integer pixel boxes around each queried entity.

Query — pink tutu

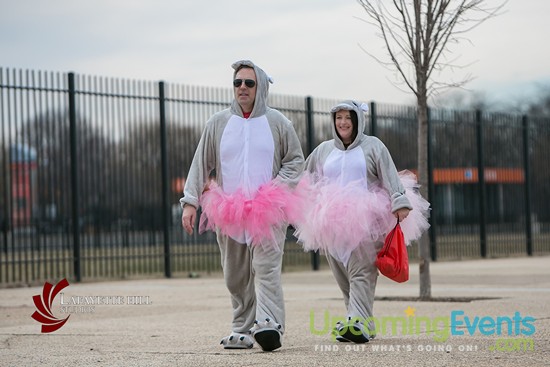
[199,181,297,248]
[292,170,430,264]
[398,171,432,245]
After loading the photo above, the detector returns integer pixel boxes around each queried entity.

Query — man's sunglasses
[233,79,256,88]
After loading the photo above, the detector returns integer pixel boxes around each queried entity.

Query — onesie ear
[267,76,274,84]
[351,100,369,112]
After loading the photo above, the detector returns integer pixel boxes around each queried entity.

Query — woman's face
[335,109,354,144]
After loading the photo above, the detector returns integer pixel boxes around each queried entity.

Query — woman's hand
[394,208,410,223]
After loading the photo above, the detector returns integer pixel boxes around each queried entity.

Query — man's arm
[179,119,217,233]
[276,121,305,184]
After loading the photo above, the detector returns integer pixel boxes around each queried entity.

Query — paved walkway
[1,256,549,366]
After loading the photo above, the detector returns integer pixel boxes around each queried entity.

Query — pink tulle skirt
[292,170,430,264]
[199,181,296,248]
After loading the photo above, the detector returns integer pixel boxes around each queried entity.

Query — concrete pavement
[1,256,549,366]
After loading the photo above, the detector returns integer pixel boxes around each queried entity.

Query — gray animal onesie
[180,60,304,344]
[298,100,429,340]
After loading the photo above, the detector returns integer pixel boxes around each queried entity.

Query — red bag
[376,221,409,283]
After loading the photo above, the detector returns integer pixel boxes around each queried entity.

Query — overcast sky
[1,0,549,107]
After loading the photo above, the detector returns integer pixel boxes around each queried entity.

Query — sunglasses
[233,79,256,88]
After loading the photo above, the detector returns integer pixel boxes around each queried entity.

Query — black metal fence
[1,68,549,286]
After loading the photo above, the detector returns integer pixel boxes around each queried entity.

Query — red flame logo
[31,278,70,333]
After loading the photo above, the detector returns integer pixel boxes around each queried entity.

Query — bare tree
[356,0,506,299]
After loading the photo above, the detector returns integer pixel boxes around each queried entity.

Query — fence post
[305,96,320,271]
[68,72,81,282]
[159,81,171,278]
[305,96,315,157]
[370,101,377,137]
[522,115,533,256]
[476,110,487,258]
[427,108,437,261]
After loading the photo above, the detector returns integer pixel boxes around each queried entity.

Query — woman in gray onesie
[294,100,430,343]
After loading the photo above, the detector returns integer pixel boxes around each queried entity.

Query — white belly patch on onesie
[218,114,275,243]
[220,115,275,196]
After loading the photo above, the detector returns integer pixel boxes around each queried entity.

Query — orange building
[10,144,37,227]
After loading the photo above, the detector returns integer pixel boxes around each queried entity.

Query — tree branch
[356,0,507,98]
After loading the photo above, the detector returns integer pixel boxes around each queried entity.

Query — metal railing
[1,67,549,285]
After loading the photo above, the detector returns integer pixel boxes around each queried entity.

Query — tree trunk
[416,93,432,300]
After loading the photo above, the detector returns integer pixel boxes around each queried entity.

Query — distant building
[10,144,37,227]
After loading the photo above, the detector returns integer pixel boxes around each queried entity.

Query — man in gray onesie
[180,60,304,351]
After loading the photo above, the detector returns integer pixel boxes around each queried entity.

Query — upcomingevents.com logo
[31,278,71,333]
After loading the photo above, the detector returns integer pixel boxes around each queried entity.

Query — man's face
[233,67,257,113]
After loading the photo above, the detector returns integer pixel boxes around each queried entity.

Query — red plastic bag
[376,221,409,283]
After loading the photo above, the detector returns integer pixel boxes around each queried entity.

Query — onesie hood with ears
[330,100,369,151]
[231,60,273,118]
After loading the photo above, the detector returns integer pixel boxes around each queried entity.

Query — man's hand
[394,208,410,223]
[182,204,197,235]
